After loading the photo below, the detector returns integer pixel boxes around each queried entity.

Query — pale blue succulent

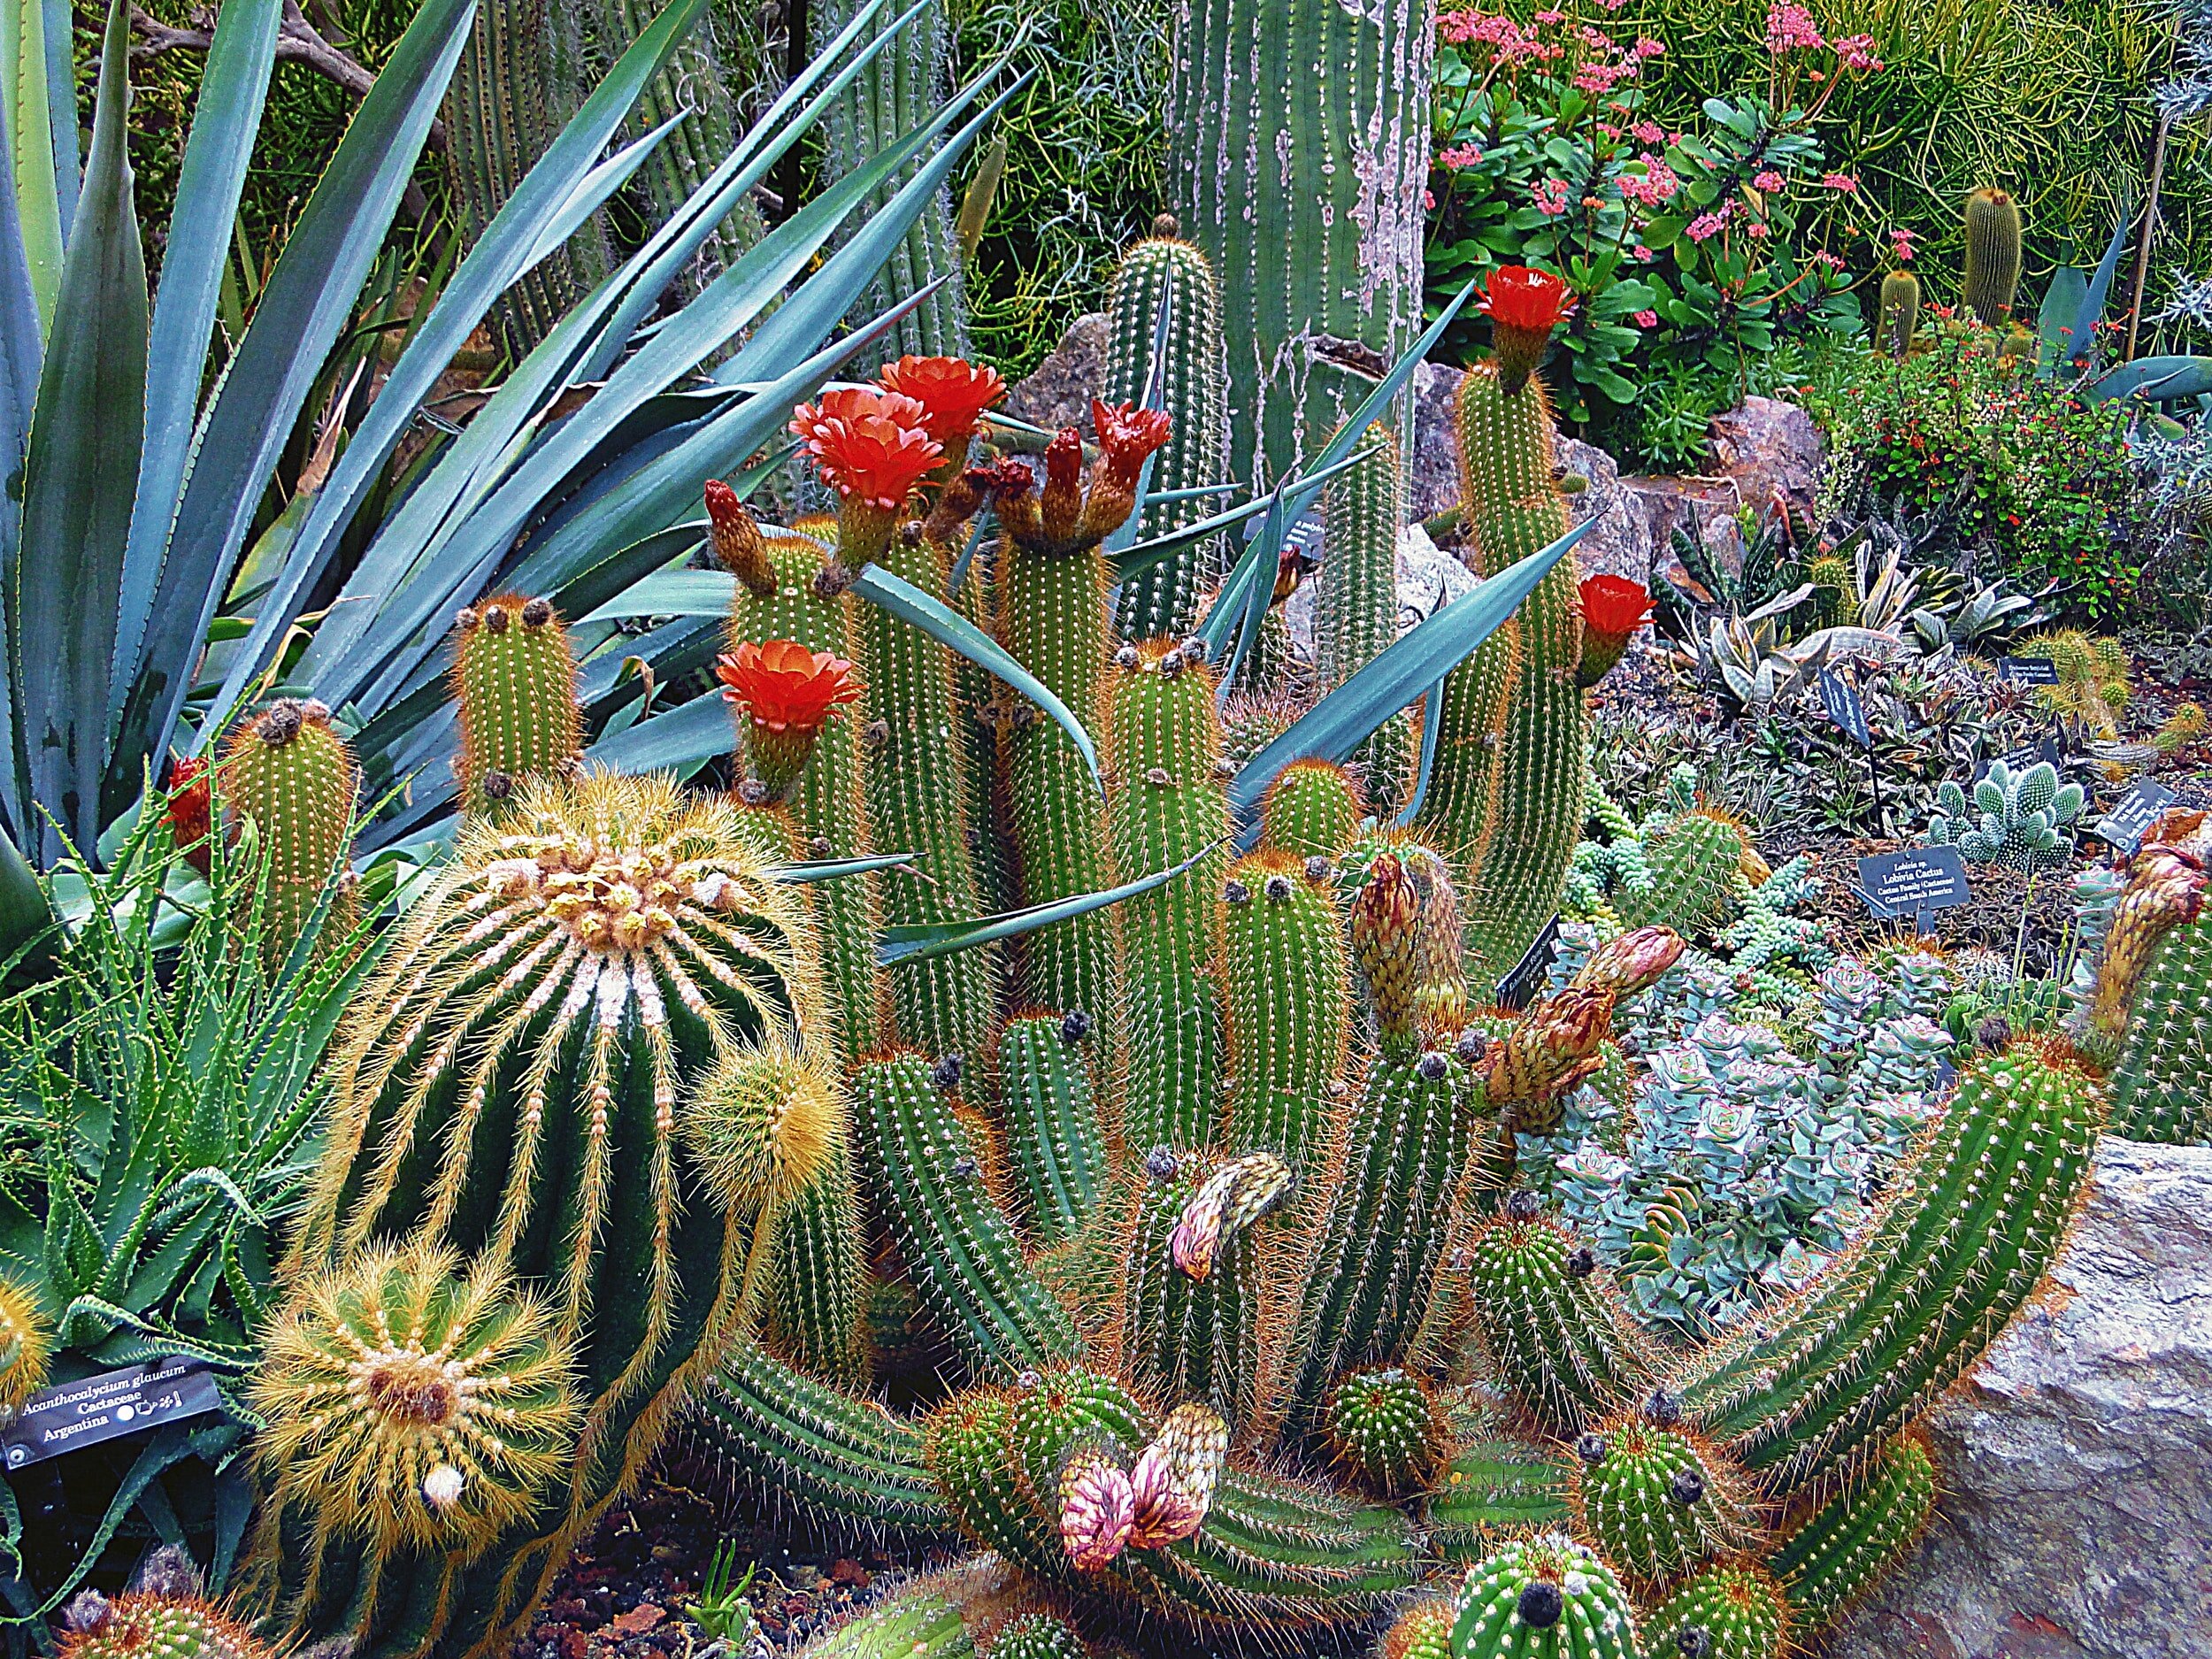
[1926,759,2085,870]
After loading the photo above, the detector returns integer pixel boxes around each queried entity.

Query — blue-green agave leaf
[772,849,918,884]
[878,843,1218,964]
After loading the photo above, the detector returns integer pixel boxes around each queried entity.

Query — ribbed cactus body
[1448,1533,1639,1659]
[57,1594,277,1659]
[796,1583,977,1658]
[931,1370,1421,1627]
[451,594,581,819]
[695,1340,952,1536]
[1379,1601,1455,1659]
[1222,851,1350,1170]
[1640,1565,1788,1659]
[265,773,815,1659]
[1962,188,2024,326]
[1770,1434,1936,1632]
[2108,915,2212,1144]
[856,1054,1079,1379]
[1568,1417,1753,1587]
[1322,1367,1440,1494]
[1317,424,1414,809]
[1677,1041,2101,1499]
[1283,1050,1472,1443]
[1260,760,1365,862]
[1000,1014,1108,1244]
[1426,1432,1571,1563]
[1109,234,1233,639]
[732,534,886,1064]
[1614,810,1745,937]
[1106,643,1227,1151]
[982,1615,1093,1659]
[1878,271,1920,357]
[998,541,1123,1056]
[1417,626,1515,901]
[763,1131,871,1386]
[1464,1210,1653,1435]
[0,1273,50,1417]
[856,534,996,1066]
[1118,1150,1283,1426]
[1432,367,1584,979]
[220,697,358,968]
[1164,0,1432,483]
[810,0,967,359]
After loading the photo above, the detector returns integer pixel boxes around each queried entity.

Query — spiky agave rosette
[250,768,823,1659]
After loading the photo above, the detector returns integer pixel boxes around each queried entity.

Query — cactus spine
[452,594,581,819]
[1422,365,1585,979]
[1962,188,2024,326]
[1317,423,1415,808]
[1613,810,1747,936]
[1463,1207,1653,1434]
[1878,270,1921,357]
[1640,1566,1787,1659]
[1448,1533,1640,1659]
[856,530,997,1067]
[1106,641,1227,1151]
[1108,229,1233,639]
[263,771,816,1659]
[1164,0,1433,482]
[1221,850,1350,1169]
[1260,760,1366,862]
[219,696,358,967]
[0,1273,50,1418]
[1676,1040,2101,1499]
[1000,1012,1109,1244]
[1770,1433,1937,1632]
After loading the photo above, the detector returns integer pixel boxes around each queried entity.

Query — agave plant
[0,0,1017,922]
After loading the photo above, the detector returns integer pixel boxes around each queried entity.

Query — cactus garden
[5,0,2212,1655]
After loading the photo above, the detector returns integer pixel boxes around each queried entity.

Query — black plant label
[2,1356,222,1470]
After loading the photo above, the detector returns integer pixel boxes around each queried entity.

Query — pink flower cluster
[1753,169,1786,192]
[1532,177,1574,216]
[1438,142,1486,172]
[1821,172,1860,193]
[1686,204,1732,242]
[1764,2,1824,53]
[1888,227,1917,264]
[1618,155,1682,207]
[1832,34,1882,71]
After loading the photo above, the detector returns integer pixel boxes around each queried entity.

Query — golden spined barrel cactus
[274,768,819,1658]
[0,1273,50,1418]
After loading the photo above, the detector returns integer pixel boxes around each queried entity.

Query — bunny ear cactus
[1927,761,2082,872]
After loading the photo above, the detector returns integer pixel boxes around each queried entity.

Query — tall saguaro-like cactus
[1165,0,1433,484]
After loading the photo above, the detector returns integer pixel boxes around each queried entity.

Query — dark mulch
[1801,839,2086,976]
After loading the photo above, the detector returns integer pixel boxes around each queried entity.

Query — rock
[1284,522,1477,666]
[1709,395,1824,526]
[1005,311,1110,434]
[1409,360,1463,524]
[1827,1138,2212,1659]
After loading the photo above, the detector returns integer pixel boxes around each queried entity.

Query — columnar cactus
[1463,1202,1653,1434]
[2080,826,2212,1142]
[1613,809,1749,937]
[1878,270,1921,358]
[264,770,818,1658]
[451,593,581,818]
[1962,187,2024,326]
[1108,226,1233,640]
[1260,759,1367,862]
[219,695,359,966]
[1317,423,1415,807]
[1770,1433,1937,1632]
[1221,849,1350,1169]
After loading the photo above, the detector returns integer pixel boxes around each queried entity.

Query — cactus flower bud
[704,479,776,598]
[1576,576,1653,687]
[1572,925,1685,998]
[1058,1454,1137,1571]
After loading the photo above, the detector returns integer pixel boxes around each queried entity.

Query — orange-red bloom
[789,388,943,512]
[879,356,1006,448]
[1091,398,1174,489]
[718,639,864,734]
[1480,265,1576,395]
[1576,574,1653,687]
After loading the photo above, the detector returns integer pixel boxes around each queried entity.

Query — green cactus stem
[263,772,819,1659]
[1107,640,1229,1152]
[451,594,582,820]
[1962,188,2024,327]
[1567,1412,1755,1588]
[1613,809,1748,937]
[1322,1367,1441,1495]
[1448,1532,1640,1659]
[856,1053,1079,1378]
[1001,1012,1109,1244]
[723,507,887,1064]
[1676,1039,2102,1499]
[1378,1601,1455,1659]
[694,1340,952,1536]
[1109,227,1233,640]
[1221,849,1350,1170]
[760,1128,871,1388]
[980,1614,1094,1659]
[1260,759,1367,862]
[1418,365,1584,980]
[1119,1148,1290,1427]
[1769,1433,1937,1633]
[856,528,998,1067]
[2092,842,2212,1141]
[1639,1565,1788,1659]
[1878,271,1921,358]
[1425,1431,1571,1564]
[219,696,358,969]
[1317,423,1415,809]
[58,1590,279,1659]
[1463,1202,1654,1435]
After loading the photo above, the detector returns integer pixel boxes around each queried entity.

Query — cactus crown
[451,592,583,815]
[0,1273,50,1417]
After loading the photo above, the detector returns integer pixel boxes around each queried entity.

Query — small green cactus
[1566,1410,1755,1587]
[1378,1601,1455,1659]
[1448,1533,1640,1659]
[1962,187,2024,326]
[980,1613,1094,1659]
[58,1590,277,1659]
[1323,1367,1441,1494]
[1261,759,1367,862]
[1222,849,1350,1169]
[450,593,581,818]
[1463,1200,1654,1435]
[1770,1433,1937,1632]
[219,696,358,966]
[1878,270,1921,357]
[1613,808,1750,937]
[1926,760,2083,871]
[1639,1565,1788,1659]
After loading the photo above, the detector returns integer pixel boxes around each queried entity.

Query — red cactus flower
[1576,574,1653,687]
[1091,398,1174,489]
[790,387,927,462]
[1480,265,1576,394]
[164,756,214,879]
[718,640,864,803]
[788,390,943,513]
[879,356,1006,449]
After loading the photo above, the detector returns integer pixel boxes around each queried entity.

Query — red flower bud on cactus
[703,479,775,598]
[1091,398,1173,490]
[878,355,1006,450]
[1480,265,1575,394]
[718,640,864,803]
[1572,925,1684,997]
[1576,575,1652,687]
[164,756,214,879]
[1059,1454,1137,1571]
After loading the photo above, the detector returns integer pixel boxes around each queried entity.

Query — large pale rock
[1827,1138,2212,1659]
[1006,311,1110,434]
